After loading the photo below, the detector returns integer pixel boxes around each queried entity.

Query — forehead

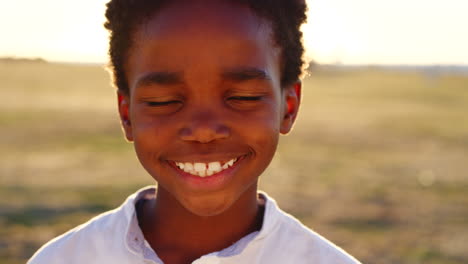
[124,0,281,95]
[125,0,282,92]
[131,1,277,56]
[142,1,268,38]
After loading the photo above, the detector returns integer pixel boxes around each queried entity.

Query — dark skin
[137,188,265,263]
[117,1,300,263]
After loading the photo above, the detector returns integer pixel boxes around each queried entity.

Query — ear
[117,91,133,142]
[280,82,301,134]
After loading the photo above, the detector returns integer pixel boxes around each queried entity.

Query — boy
[29,0,360,263]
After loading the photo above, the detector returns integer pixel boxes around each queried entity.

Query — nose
[179,110,230,143]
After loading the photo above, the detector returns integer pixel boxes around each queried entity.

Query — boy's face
[118,1,300,216]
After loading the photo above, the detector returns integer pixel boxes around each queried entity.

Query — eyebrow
[135,71,184,88]
[221,67,271,82]
[134,67,270,88]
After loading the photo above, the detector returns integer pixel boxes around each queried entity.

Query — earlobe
[117,92,133,142]
[280,82,301,135]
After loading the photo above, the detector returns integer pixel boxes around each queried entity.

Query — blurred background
[1,0,467,263]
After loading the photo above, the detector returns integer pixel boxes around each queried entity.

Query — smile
[172,158,240,177]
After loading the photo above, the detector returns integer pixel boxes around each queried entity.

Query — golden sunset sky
[1,0,467,64]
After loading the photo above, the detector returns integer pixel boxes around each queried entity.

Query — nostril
[216,126,230,137]
[179,127,193,139]
[179,124,230,143]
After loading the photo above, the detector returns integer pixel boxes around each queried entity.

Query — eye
[146,100,182,107]
[140,97,183,115]
[226,94,265,111]
[228,96,263,101]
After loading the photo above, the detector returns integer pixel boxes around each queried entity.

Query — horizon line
[1,56,468,68]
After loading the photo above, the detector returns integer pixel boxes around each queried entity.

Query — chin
[181,195,234,217]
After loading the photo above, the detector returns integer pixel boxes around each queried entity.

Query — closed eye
[146,100,181,107]
[228,96,263,101]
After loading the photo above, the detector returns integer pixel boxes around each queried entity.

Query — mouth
[168,156,243,178]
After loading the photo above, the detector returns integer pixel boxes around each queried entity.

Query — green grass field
[1,60,467,264]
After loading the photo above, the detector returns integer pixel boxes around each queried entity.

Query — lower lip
[168,156,246,190]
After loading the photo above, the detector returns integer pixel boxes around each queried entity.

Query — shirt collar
[123,186,161,262]
[251,191,282,241]
[120,187,282,260]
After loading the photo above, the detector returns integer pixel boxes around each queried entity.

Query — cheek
[236,105,281,156]
[131,104,178,140]
[130,110,177,165]
[255,122,279,157]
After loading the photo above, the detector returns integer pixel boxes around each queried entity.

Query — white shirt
[28,186,360,264]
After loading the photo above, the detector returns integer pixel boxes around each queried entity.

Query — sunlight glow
[0,0,108,63]
[302,0,468,64]
[1,0,467,64]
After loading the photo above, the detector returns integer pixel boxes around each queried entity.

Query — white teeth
[194,163,206,172]
[208,162,221,171]
[184,163,193,171]
[174,158,239,177]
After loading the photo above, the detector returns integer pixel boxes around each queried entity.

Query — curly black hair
[104,0,307,94]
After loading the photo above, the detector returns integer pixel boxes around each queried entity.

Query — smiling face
[118,1,300,216]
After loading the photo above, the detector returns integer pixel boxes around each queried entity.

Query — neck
[138,186,264,263]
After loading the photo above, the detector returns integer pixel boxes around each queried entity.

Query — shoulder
[257,192,361,264]
[28,208,126,264]
[278,215,359,263]
[27,187,152,264]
